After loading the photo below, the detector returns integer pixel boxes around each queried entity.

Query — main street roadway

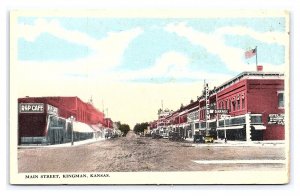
[18,131,286,173]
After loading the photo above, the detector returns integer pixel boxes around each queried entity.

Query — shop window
[278,92,284,108]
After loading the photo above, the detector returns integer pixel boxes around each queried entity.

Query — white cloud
[118,51,190,80]
[164,22,286,73]
[104,51,233,87]
[216,26,288,46]
[18,18,97,47]
[17,18,143,70]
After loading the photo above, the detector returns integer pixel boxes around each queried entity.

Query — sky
[14,13,288,128]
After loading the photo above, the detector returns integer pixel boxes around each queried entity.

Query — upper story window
[232,101,236,111]
[237,95,240,110]
[231,97,236,111]
[227,99,231,112]
[225,100,228,110]
[241,94,245,109]
[278,91,284,108]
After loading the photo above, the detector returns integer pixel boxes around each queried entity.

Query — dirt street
[18,131,286,173]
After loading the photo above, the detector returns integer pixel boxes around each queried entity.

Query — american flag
[245,48,257,59]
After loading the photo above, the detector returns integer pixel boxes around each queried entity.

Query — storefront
[18,96,107,145]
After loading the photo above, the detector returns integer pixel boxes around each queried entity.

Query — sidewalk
[18,137,106,149]
[185,138,285,147]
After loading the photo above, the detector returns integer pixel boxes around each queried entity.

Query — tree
[119,123,130,136]
[133,122,149,134]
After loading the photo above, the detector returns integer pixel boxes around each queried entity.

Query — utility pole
[205,80,210,136]
[255,46,258,66]
[102,100,104,113]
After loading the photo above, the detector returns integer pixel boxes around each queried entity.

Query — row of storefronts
[149,71,285,141]
[18,96,120,145]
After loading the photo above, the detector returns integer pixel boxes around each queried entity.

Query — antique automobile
[193,134,204,143]
[151,132,162,139]
[169,131,184,141]
[204,135,214,143]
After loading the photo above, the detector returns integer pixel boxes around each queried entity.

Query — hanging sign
[209,109,229,114]
[205,83,210,120]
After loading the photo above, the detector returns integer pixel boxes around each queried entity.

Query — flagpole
[255,46,258,66]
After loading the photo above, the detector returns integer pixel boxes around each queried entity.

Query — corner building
[18,96,106,145]
[200,72,285,141]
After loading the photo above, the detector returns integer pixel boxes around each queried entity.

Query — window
[242,97,245,109]
[278,92,284,108]
[237,99,240,110]
[250,115,262,124]
[232,99,236,111]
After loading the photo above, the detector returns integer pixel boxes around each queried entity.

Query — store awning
[252,125,266,130]
[217,125,243,130]
[73,121,95,133]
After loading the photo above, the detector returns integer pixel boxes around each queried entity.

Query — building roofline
[213,71,284,93]
[197,71,284,101]
[149,71,284,123]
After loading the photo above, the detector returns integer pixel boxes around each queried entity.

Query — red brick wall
[18,97,105,138]
[217,80,247,117]
[246,79,285,140]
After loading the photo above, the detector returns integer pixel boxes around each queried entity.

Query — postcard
[10,10,290,184]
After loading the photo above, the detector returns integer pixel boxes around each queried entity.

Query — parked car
[151,133,162,139]
[193,134,204,143]
[169,131,184,141]
[204,135,214,143]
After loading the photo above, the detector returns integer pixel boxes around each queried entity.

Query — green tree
[119,123,130,136]
[133,122,149,134]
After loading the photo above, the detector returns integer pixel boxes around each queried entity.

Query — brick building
[18,96,108,145]
[149,71,285,141]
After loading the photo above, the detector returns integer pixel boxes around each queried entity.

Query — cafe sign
[268,114,285,125]
[19,103,44,113]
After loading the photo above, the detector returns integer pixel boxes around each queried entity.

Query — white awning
[90,124,103,132]
[73,121,95,133]
[217,125,243,130]
[252,125,266,130]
